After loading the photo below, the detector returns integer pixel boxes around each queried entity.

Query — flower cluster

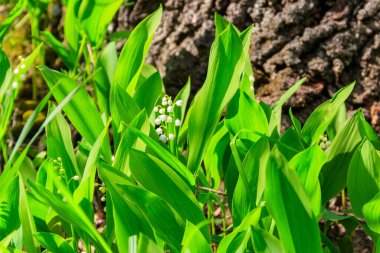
[11,57,27,90]
[153,95,183,143]
[319,134,331,150]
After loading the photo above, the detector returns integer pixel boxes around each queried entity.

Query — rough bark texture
[116,0,380,131]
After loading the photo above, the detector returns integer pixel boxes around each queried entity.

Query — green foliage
[0,2,380,253]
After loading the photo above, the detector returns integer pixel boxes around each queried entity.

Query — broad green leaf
[218,208,261,253]
[64,0,80,56]
[232,138,269,226]
[78,0,123,45]
[320,110,365,203]
[39,66,111,161]
[225,89,268,138]
[0,176,19,241]
[278,127,305,160]
[33,232,75,253]
[0,230,17,249]
[266,149,322,253]
[113,5,162,94]
[74,120,111,218]
[46,103,79,193]
[214,13,230,35]
[0,48,10,85]
[204,122,230,189]
[18,178,40,253]
[113,110,150,174]
[187,24,247,173]
[128,127,195,185]
[0,0,26,42]
[347,140,380,217]
[41,31,74,69]
[268,78,305,135]
[29,181,112,253]
[128,149,209,240]
[95,41,118,115]
[134,71,163,114]
[116,184,184,251]
[301,82,355,145]
[110,83,141,128]
[363,192,380,234]
[98,165,155,253]
[137,234,164,253]
[181,221,212,253]
[289,145,327,217]
[326,104,346,140]
[251,227,285,253]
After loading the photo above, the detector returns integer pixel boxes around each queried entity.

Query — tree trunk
[117,0,380,132]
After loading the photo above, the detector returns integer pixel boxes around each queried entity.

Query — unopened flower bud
[175,119,181,127]
[167,106,173,112]
[155,118,161,125]
[156,128,163,135]
[168,133,175,140]
[159,134,167,143]
[175,100,183,106]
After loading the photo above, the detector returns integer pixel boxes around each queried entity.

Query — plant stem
[341,189,346,210]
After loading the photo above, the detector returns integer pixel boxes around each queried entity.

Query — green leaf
[33,232,75,253]
[187,24,247,173]
[41,31,74,69]
[289,145,327,217]
[29,181,112,253]
[278,127,305,160]
[0,48,10,85]
[0,0,26,42]
[265,149,322,253]
[73,120,111,217]
[78,0,123,45]
[363,192,380,234]
[204,122,230,189]
[113,5,162,94]
[116,184,184,251]
[268,78,305,135]
[0,176,19,241]
[225,89,268,139]
[46,103,79,193]
[128,127,195,185]
[18,178,40,253]
[39,66,111,161]
[134,71,163,115]
[347,139,380,217]
[251,226,285,253]
[98,165,155,253]
[218,208,261,253]
[95,41,118,116]
[128,149,209,240]
[110,83,141,128]
[113,110,150,174]
[137,234,164,253]
[64,0,81,55]
[301,82,355,145]
[232,138,269,226]
[320,110,365,203]
[181,221,212,253]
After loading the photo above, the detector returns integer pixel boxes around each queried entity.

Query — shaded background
[115,0,380,132]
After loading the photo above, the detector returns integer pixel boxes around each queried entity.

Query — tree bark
[117,0,380,132]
